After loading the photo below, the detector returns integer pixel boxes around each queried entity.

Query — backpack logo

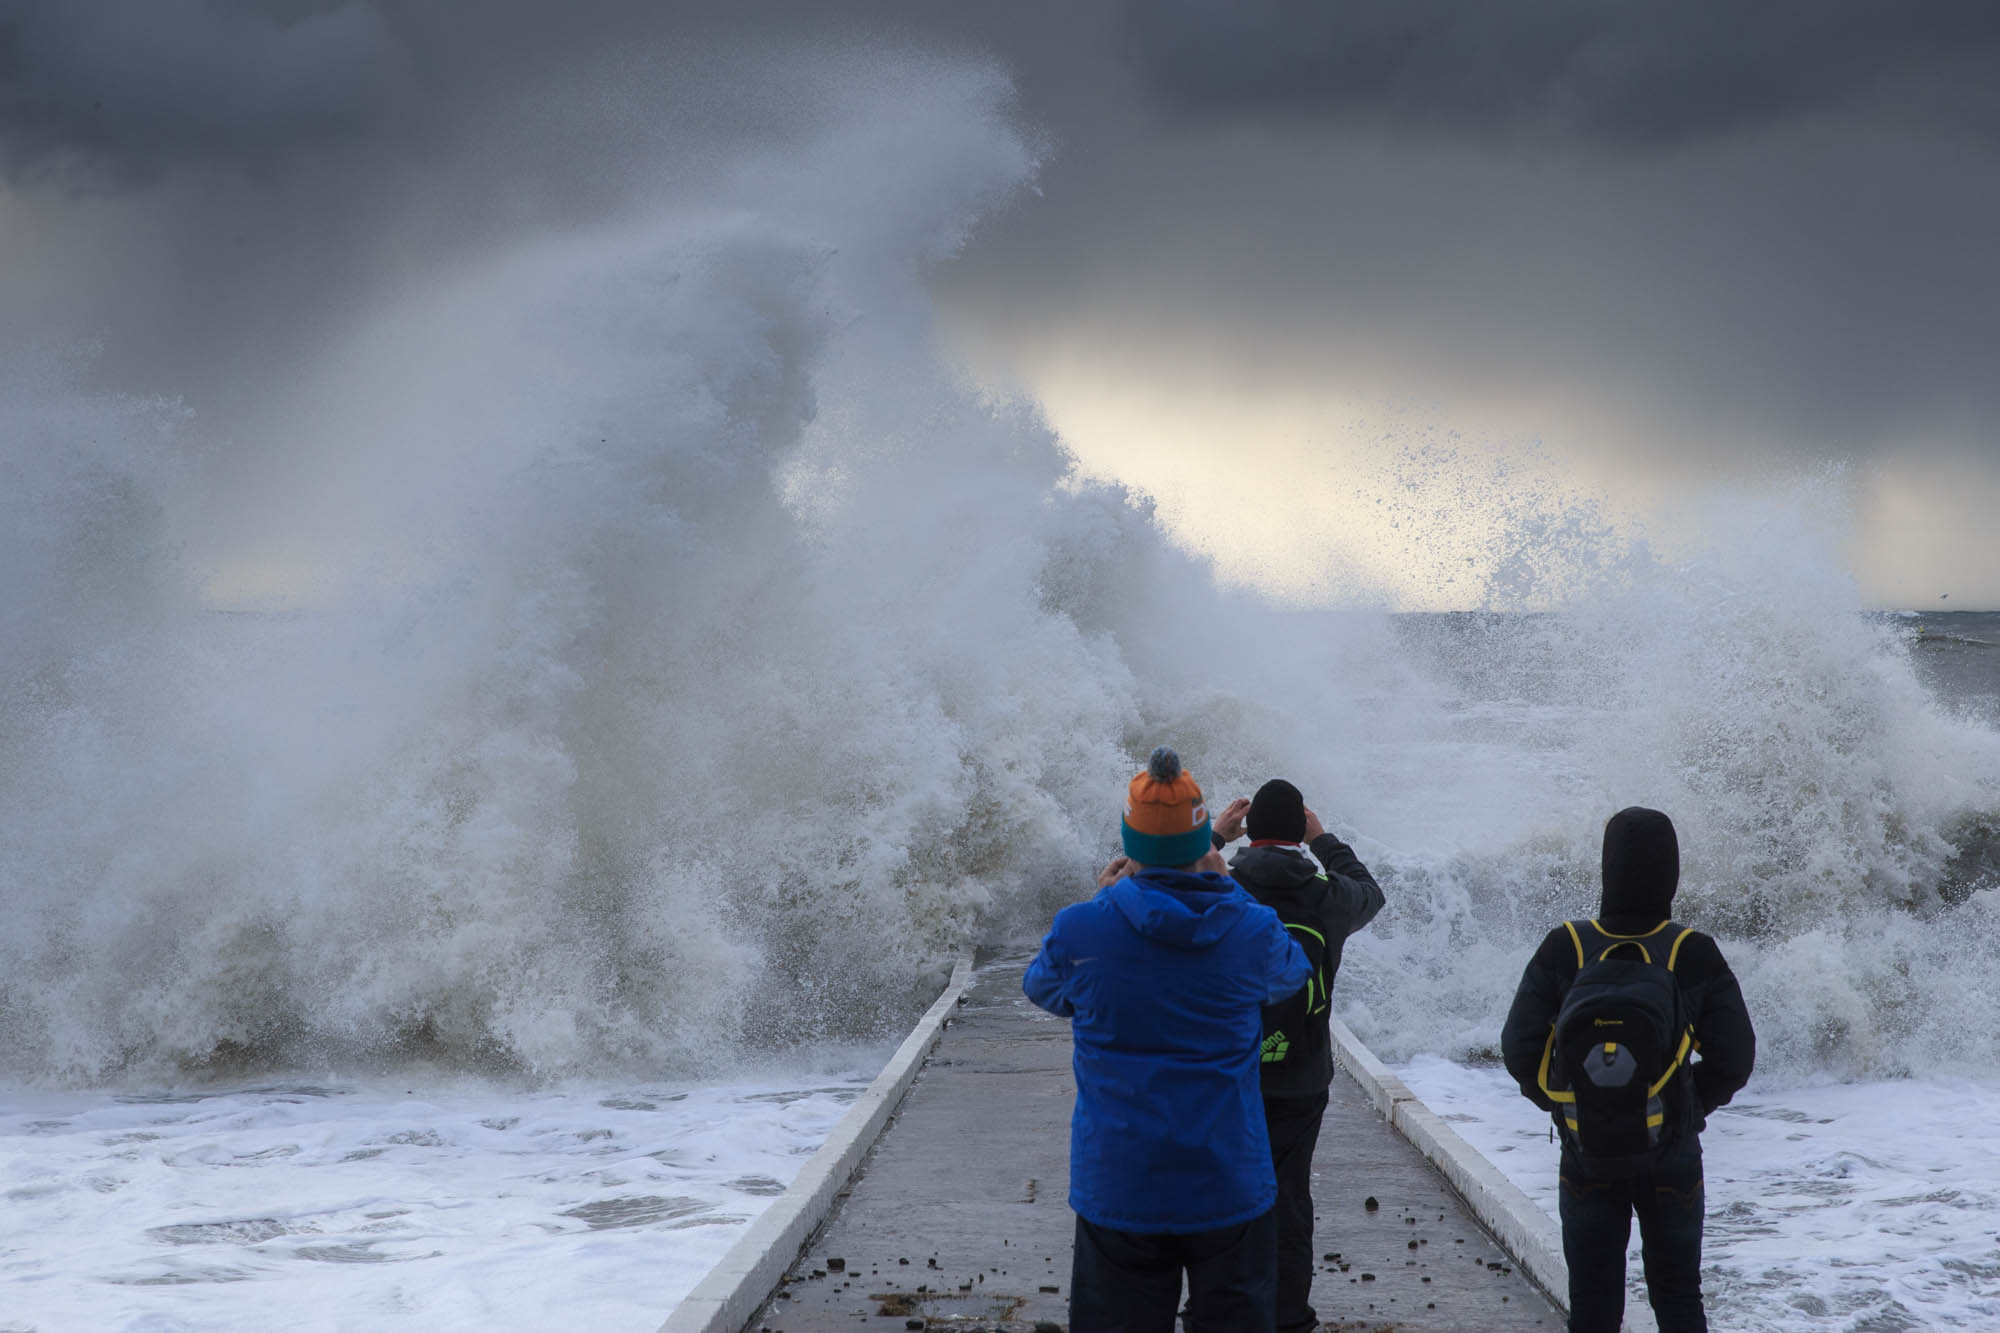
[1537,922,1698,1179]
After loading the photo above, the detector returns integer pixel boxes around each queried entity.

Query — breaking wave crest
[3,51,1998,1086]
[1338,498,2000,1080]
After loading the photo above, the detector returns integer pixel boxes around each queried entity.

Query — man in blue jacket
[1025,748,1311,1333]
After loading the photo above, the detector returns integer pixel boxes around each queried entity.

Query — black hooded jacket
[1223,832,1385,1100]
[1501,808,1756,1159]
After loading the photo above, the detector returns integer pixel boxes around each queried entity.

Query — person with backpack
[1501,807,1756,1333]
[1026,748,1311,1333]
[1210,779,1386,1333]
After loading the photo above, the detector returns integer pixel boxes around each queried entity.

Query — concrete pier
[737,954,1563,1333]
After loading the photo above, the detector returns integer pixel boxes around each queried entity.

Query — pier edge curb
[657,955,977,1333]
[1326,1017,1661,1332]
[1329,1017,1572,1323]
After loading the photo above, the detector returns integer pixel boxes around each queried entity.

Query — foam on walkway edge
[657,956,977,1333]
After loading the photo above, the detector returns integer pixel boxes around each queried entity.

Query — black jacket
[1222,832,1385,1100]
[1500,809,1756,1161]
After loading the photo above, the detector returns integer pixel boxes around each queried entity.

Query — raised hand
[1215,797,1252,842]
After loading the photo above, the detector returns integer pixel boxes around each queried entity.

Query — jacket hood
[1600,806,1679,921]
[1104,868,1254,950]
[1228,844,1321,894]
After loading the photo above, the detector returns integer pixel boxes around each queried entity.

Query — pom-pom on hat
[1121,746,1213,867]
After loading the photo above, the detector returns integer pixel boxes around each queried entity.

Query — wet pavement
[744,954,1563,1333]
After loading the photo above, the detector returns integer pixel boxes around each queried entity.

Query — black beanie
[1246,778,1307,843]
[1600,807,1680,921]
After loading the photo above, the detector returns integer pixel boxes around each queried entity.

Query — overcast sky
[5,0,1998,606]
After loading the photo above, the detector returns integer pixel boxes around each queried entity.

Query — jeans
[1558,1155,1706,1333]
[1265,1092,1328,1333]
[1070,1210,1277,1333]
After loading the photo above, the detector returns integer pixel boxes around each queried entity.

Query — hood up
[1599,806,1680,923]
[1104,868,1254,951]
[1228,843,1321,895]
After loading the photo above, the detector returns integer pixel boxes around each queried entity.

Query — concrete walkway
[743,954,1562,1333]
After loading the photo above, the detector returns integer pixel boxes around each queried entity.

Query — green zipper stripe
[1285,922,1331,1016]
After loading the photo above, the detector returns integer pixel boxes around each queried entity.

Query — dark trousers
[1558,1156,1706,1333]
[1070,1211,1276,1333]
[1265,1092,1328,1333]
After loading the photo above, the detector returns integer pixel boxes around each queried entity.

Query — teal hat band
[1121,819,1215,868]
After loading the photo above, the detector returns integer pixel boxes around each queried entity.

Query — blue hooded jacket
[1023,867,1311,1233]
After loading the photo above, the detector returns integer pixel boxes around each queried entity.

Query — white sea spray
[1,48,1997,1101]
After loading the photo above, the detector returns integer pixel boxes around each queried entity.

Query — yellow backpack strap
[1647,1028,1695,1098]
[1539,920,1590,1104]
[1537,1024,1576,1105]
[1659,924,1698,1093]
[1536,912,1600,1096]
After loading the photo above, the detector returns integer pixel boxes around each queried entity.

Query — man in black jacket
[1212,779,1385,1333]
[1501,807,1756,1333]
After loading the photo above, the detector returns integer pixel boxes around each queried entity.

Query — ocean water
[1355,607,2000,1328]
[4,46,2000,1331]
[0,1065,876,1332]
[1401,1059,2000,1331]
[1369,611,2000,1330]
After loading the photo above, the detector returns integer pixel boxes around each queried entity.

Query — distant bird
[1941,593,1950,600]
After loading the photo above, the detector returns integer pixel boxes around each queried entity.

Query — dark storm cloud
[1117,0,2000,144]
[0,1,965,390]
[943,108,2000,459]
[0,1,791,184]
[0,0,1089,185]
[6,0,1995,543]
[0,0,414,182]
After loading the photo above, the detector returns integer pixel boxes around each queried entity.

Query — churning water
[4,47,2000,1331]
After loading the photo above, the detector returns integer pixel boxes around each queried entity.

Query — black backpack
[1537,920,1698,1178]
[1259,916,1331,1076]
